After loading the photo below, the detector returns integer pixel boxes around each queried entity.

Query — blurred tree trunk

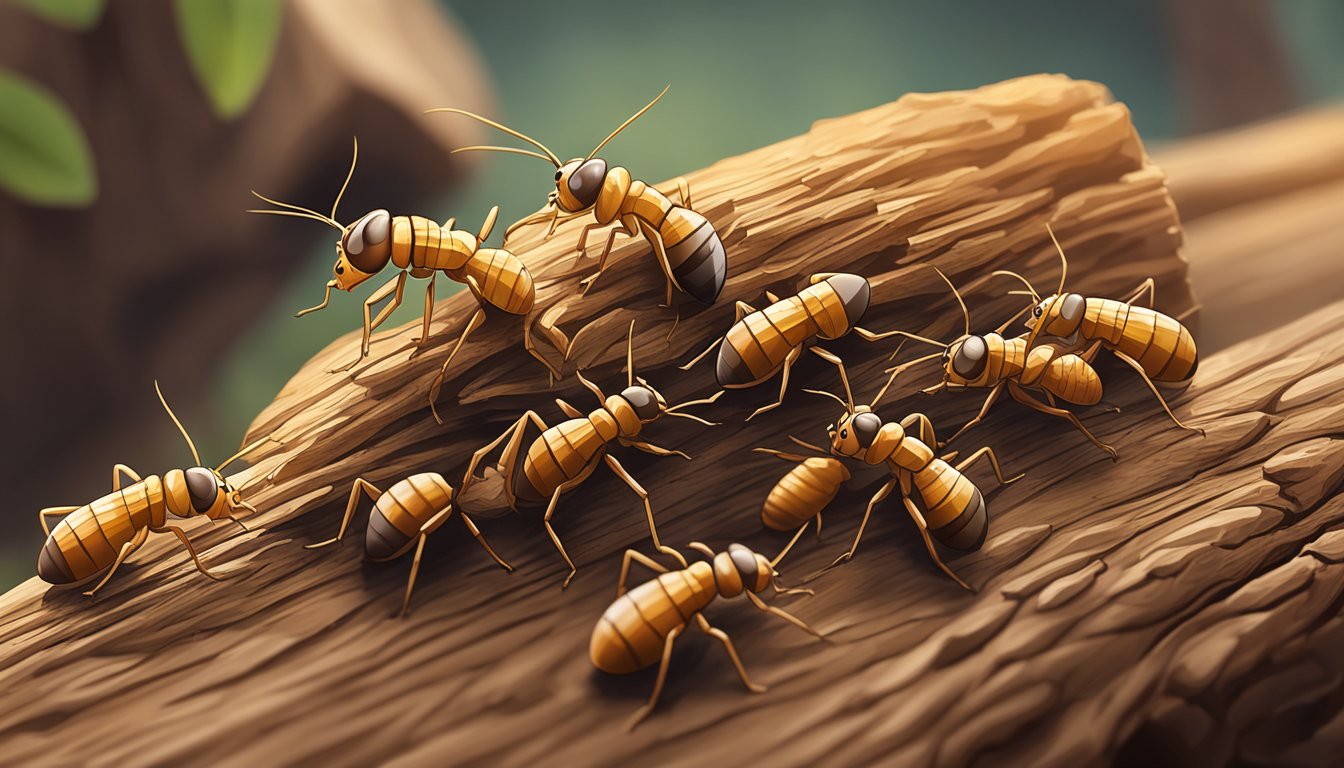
[1164,0,1300,133]
[0,0,491,561]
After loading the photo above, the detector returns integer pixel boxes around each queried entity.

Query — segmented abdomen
[38,478,160,585]
[1083,300,1198,382]
[517,418,608,504]
[717,278,858,389]
[661,208,726,304]
[1044,354,1103,405]
[457,248,535,315]
[365,473,453,561]
[590,562,716,673]
[762,457,850,531]
[912,459,987,551]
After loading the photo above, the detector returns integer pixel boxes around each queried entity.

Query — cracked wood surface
[1,75,1340,766]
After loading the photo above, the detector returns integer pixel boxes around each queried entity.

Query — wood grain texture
[5,75,1342,766]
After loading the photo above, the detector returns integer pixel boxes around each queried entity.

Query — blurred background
[0,0,1341,589]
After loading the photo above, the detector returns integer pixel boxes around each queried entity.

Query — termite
[681,272,902,420]
[249,138,561,385]
[590,541,821,729]
[881,267,1119,458]
[428,86,728,310]
[459,321,721,587]
[1004,224,1202,435]
[777,350,1022,588]
[37,382,274,596]
[304,472,511,618]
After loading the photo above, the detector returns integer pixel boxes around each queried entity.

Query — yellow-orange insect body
[759,456,851,532]
[37,383,272,596]
[880,267,1118,457]
[1010,224,1203,435]
[682,272,901,420]
[461,322,721,587]
[305,472,511,617]
[249,139,558,386]
[786,352,1021,588]
[590,543,821,729]
[429,86,727,307]
[1029,293,1197,383]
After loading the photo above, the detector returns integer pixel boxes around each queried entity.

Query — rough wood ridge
[4,75,1340,766]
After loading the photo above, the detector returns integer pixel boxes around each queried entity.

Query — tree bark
[2,75,1340,767]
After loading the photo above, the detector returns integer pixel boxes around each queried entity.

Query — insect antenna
[687,541,715,558]
[215,434,280,474]
[802,388,849,408]
[451,145,557,164]
[873,350,943,407]
[991,269,1042,304]
[154,380,201,466]
[587,84,670,160]
[992,302,1034,335]
[329,136,358,224]
[770,520,812,568]
[809,349,855,410]
[625,320,636,387]
[1046,222,1068,295]
[931,268,971,337]
[247,192,342,231]
[665,389,723,415]
[424,107,561,167]
[787,434,830,454]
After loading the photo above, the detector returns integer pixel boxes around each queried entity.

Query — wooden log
[11,75,1342,766]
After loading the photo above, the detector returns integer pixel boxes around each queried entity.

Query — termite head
[608,320,722,437]
[710,543,773,597]
[332,209,392,290]
[153,381,272,529]
[940,334,993,388]
[619,380,667,427]
[554,158,608,213]
[1026,293,1086,338]
[826,406,883,459]
[164,467,241,520]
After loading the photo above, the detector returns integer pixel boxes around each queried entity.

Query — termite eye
[840,429,848,439]
[1034,306,1044,317]
[335,265,345,275]
[554,170,563,181]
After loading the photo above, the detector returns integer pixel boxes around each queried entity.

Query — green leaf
[11,0,106,30]
[173,0,283,120]
[0,69,96,207]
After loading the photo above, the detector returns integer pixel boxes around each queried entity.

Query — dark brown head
[940,334,994,388]
[619,383,666,423]
[332,209,392,290]
[1026,293,1086,339]
[710,544,773,597]
[554,158,608,213]
[826,406,883,459]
